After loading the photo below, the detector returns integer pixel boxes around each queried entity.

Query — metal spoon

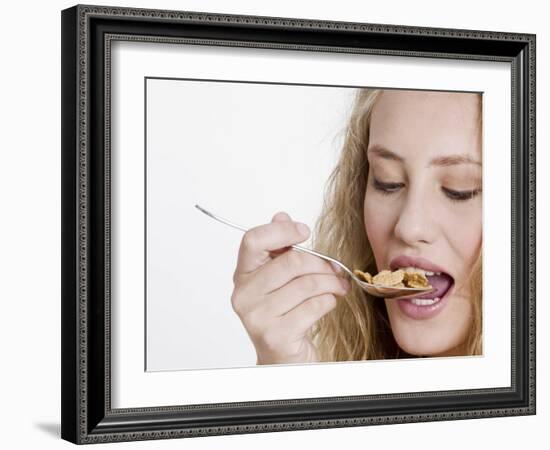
[194,204,435,299]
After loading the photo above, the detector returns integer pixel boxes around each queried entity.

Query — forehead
[371,89,480,128]
[369,90,481,161]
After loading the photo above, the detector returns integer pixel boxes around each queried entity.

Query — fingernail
[330,261,342,273]
[295,222,310,237]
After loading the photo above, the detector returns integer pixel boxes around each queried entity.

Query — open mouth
[415,272,454,302]
[388,255,456,318]
[395,273,455,319]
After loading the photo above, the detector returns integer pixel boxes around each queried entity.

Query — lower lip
[395,283,454,320]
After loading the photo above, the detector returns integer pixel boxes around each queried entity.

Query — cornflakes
[353,267,432,289]
[353,269,372,283]
[373,269,405,286]
[403,271,431,288]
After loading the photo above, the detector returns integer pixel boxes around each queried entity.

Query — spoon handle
[194,204,354,277]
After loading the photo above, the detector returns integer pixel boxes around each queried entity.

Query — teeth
[410,297,441,306]
[399,267,443,277]
[403,266,426,275]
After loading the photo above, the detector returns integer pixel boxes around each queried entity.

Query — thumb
[269,211,293,257]
[271,211,292,223]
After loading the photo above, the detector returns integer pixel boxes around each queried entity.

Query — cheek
[442,207,482,259]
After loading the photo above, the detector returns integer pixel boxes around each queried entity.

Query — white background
[0,0,545,449]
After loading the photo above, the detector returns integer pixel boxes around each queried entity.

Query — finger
[268,212,293,258]
[259,273,349,317]
[234,215,310,277]
[254,248,341,295]
[272,211,292,223]
[280,293,339,338]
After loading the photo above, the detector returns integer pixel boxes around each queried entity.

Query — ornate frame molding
[61,4,536,444]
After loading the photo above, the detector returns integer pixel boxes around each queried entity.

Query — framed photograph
[61,4,536,444]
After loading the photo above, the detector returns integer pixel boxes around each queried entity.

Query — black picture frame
[61,4,536,444]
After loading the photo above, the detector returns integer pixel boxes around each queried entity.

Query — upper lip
[389,254,451,277]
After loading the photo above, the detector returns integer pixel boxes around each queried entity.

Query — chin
[394,335,463,357]
[386,296,472,358]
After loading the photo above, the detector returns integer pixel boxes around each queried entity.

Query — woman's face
[363,90,482,357]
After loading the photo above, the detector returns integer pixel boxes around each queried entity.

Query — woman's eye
[442,187,481,202]
[373,178,403,194]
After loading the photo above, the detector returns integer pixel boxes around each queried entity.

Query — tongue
[418,273,453,299]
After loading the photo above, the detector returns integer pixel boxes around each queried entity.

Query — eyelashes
[441,187,482,202]
[372,178,481,203]
[373,180,403,195]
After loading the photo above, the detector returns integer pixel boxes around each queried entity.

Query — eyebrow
[367,145,482,167]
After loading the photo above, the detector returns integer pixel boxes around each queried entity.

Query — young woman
[230,88,482,365]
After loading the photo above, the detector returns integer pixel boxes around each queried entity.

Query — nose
[393,186,437,246]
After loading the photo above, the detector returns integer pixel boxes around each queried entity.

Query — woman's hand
[230,211,350,365]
